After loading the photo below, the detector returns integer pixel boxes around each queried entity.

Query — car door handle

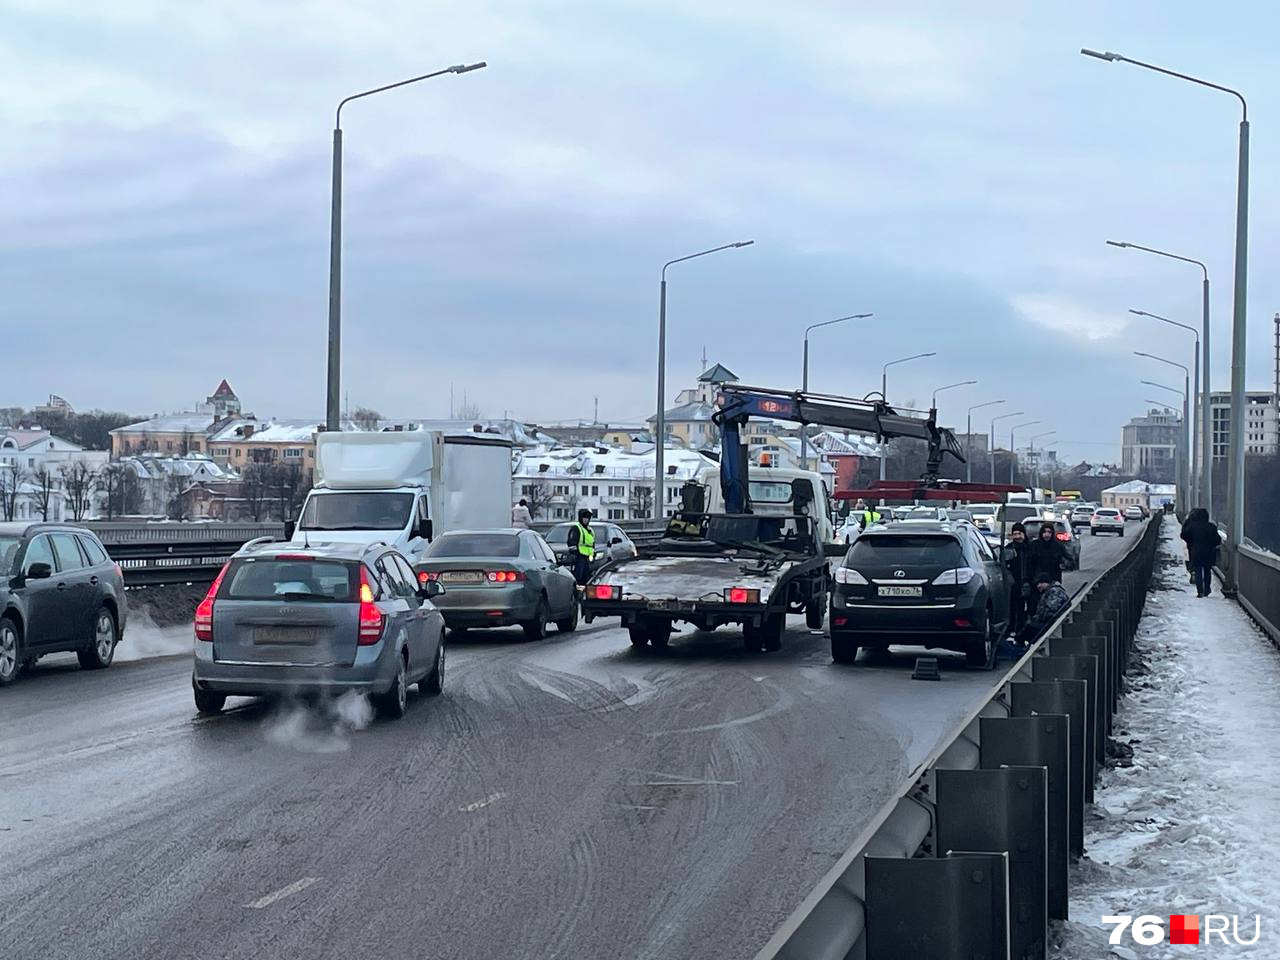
[57,582,67,591]
[89,576,100,585]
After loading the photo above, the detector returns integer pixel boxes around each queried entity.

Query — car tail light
[835,567,868,585]
[358,568,385,645]
[932,567,976,586]
[1055,531,1070,542]
[418,570,439,583]
[953,618,972,628]
[833,616,848,627]
[725,587,761,604]
[114,562,124,580]
[194,563,229,642]
[486,570,526,583]
[586,584,619,600]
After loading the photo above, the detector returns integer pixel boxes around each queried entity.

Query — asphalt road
[0,526,1139,960]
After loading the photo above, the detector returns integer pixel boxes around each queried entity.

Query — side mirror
[418,579,444,600]
[26,561,53,580]
[418,518,433,541]
[283,519,296,540]
[610,537,623,546]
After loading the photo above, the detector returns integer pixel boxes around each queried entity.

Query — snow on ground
[1052,523,1280,958]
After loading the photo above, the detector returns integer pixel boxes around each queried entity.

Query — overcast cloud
[4,0,1280,463]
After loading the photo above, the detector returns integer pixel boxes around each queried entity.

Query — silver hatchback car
[191,540,446,719]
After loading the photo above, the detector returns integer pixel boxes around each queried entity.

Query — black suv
[829,521,1008,668]
[0,522,129,685]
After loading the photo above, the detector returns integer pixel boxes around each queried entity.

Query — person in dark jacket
[1026,520,1067,584]
[1180,507,1221,598]
[1017,573,1071,645]
[1004,522,1033,636]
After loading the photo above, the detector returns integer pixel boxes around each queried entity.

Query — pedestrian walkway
[1052,522,1279,958]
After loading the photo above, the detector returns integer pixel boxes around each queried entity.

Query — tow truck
[581,384,1013,652]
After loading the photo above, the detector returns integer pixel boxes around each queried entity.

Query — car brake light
[418,570,439,583]
[486,570,526,583]
[1055,532,1070,542]
[932,567,976,586]
[587,584,619,600]
[835,567,868,585]
[358,568,385,645]
[194,563,230,641]
[725,587,761,604]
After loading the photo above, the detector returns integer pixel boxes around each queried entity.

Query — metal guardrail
[1235,542,1280,648]
[755,516,1162,960]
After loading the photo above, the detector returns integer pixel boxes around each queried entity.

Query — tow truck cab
[700,466,838,546]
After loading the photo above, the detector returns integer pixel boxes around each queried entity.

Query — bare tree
[241,464,273,522]
[629,485,653,521]
[60,460,97,521]
[272,464,311,521]
[519,478,554,519]
[455,400,484,421]
[351,407,382,431]
[165,473,187,520]
[97,464,142,519]
[32,467,56,521]
[0,468,26,521]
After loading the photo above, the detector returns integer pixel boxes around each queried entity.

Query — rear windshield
[1002,505,1042,524]
[1096,509,1121,517]
[299,492,413,532]
[1072,505,1095,512]
[544,524,572,545]
[749,480,793,503]
[425,533,520,558]
[847,535,963,567]
[221,558,357,601]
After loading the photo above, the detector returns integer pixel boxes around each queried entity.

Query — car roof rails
[362,541,390,555]
[239,536,278,553]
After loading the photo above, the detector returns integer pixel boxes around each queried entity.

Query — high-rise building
[1210,391,1278,459]
[1121,407,1180,482]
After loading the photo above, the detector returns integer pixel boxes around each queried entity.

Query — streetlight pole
[931,379,977,409]
[654,240,754,520]
[989,411,1024,483]
[1009,421,1041,485]
[801,312,873,469]
[1141,353,1187,512]
[1108,242,1211,510]
[1131,311,1200,504]
[966,399,1005,483]
[1083,47,1248,590]
[879,352,937,484]
[1027,431,1056,489]
[326,61,487,432]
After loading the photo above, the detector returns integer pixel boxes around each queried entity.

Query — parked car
[947,508,975,524]
[1027,517,1081,570]
[829,521,1009,668]
[968,505,998,532]
[190,540,444,719]
[1070,504,1096,530]
[1090,508,1126,536]
[0,522,127,686]
[1123,505,1145,521]
[544,521,637,571]
[415,529,579,639]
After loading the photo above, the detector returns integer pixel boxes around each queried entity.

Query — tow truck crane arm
[710,384,968,514]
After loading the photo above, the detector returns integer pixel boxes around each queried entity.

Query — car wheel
[192,677,226,715]
[965,614,995,669]
[0,617,22,686]
[1090,529,1097,536]
[1118,529,1125,537]
[831,634,860,665]
[761,613,785,652]
[805,596,826,630]
[421,635,444,696]
[555,596,579,633]
[741,622,763,652]
[627,625,651,649]
[376,652,409,720]
[648,622,671,650]
[523,597,549,641]
[78,607,117,670]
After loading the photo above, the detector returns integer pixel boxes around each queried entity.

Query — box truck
[289,431,513,561]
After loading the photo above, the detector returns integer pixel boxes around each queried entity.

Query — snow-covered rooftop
[513,445,714,481]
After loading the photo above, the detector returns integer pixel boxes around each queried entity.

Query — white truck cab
[290,431,512,562]
[700,466,838,546]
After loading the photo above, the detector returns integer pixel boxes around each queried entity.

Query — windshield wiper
[275,592,332,602]
[304,524,397,531]
[717,538,786,560]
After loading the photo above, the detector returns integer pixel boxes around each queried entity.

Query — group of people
[1004,521,1071,645]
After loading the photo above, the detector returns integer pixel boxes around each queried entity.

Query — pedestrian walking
[1180,507,1221,598]
[1026,520,1067,584]
[1004,522,1033,637]
[511,498,533,529]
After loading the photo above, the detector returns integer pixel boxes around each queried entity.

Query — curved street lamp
[801,312,874,468]
[878,352,936,483]
[989,410,1024,483]
[1130,309,1201,504]
[965,399,1005,482]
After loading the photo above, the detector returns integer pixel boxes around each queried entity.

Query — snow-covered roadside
[1051,523,1280,958]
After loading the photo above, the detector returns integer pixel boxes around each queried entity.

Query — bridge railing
[1235,541,1280,647]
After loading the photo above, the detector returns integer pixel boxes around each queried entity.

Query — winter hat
[1034,572,1054,586]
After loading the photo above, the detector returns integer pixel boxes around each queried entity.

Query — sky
[4,0,1280,465]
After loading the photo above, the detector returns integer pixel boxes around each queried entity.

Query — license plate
[441,571,483,583]
[648,599,673,611]
[255,626,319,645]
[877,585,922,598]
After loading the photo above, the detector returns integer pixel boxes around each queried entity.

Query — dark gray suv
[191,540,446,719]
[0,522,128,685]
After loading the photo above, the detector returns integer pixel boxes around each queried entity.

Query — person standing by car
[1017,572,1071,645]
[565,508,596,586]
[1027,521,1067,584]
[511,498,533,530]
[1181,507,1221,598]
[1004,522,1033,636]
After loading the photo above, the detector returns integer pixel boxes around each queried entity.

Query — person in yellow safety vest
[565,508,596,586]
[854,499,882,530]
